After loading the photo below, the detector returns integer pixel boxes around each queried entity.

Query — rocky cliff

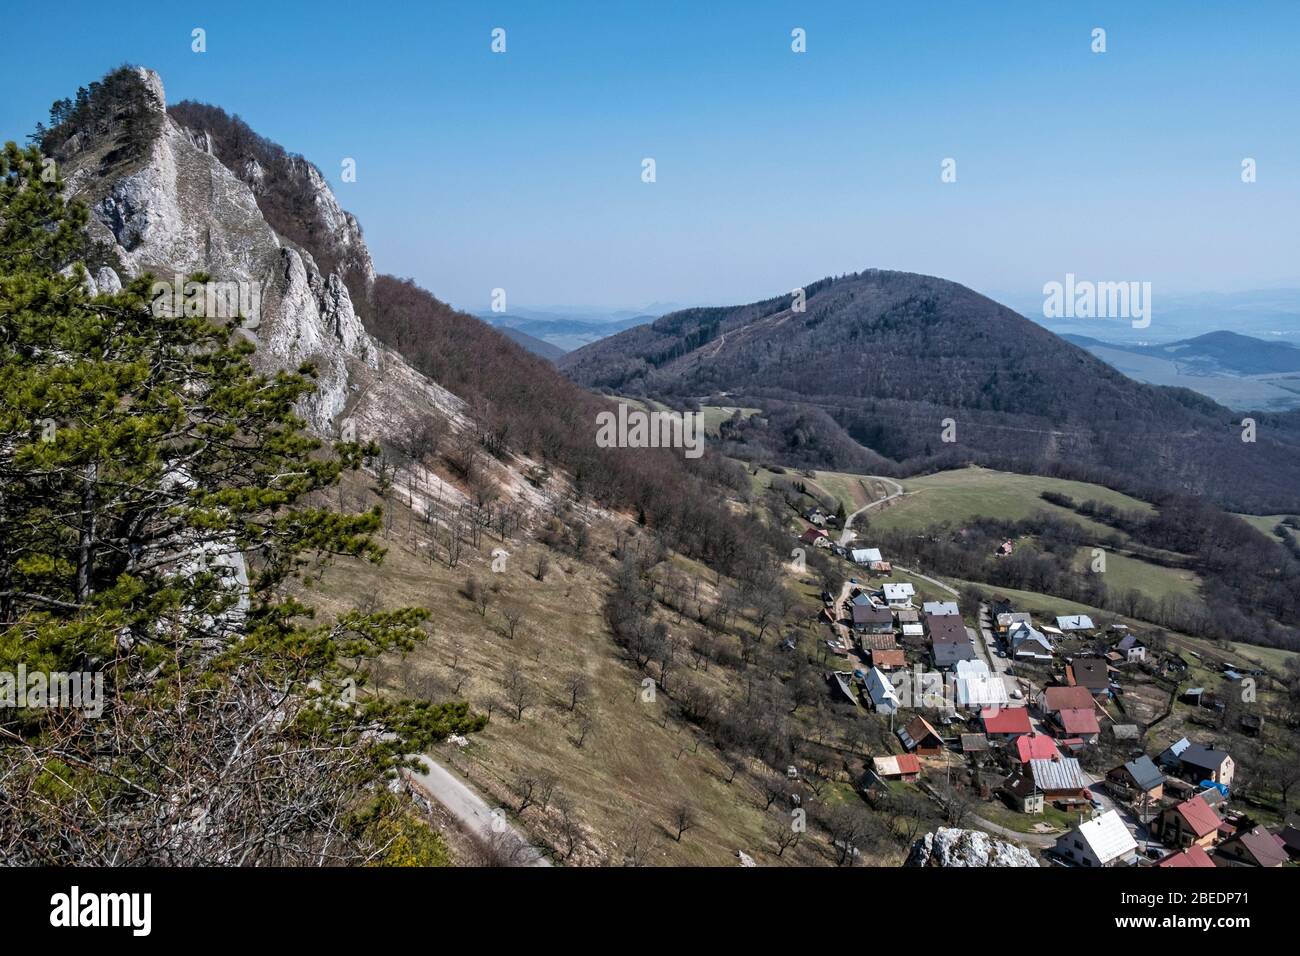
[905,828,1040,867]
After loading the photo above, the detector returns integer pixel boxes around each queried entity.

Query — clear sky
[2,1,1297,312]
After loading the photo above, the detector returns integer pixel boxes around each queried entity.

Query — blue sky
[2,0,1298,313]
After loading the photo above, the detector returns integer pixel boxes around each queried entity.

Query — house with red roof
[980,706,1031,739]
[1053,707,1100,743]
[1156,845,1215,868]
[872,753,921,781]
[1036,685,1096,717]
[1015,733,1061,763]
[1155,794,1222,850]
[1215,826,1289,868]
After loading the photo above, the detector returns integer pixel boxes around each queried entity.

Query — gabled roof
[853,605,893,627]
[1030,756,1085,792]
[873,754,921,778]
[960,733,990,753]
[1181,743,1230,772]
[1157,845,1215,868]
[859,633,899,651]
[1042,686,1095,713]
[1157,737,1191,764]
[1002,765,1039,799]
[1016,734,1061,763]
[1111,723,1140,740]
[1173,795,1221,839]
[933,641,976,667]
[883,583,915,601]
[1224,827,1288,867]
[1068,658,1109,691]
[922,601,960,616]
[864,667,901,709]
[1057,708,1101,736]
[1056,614,1095,631]
[1116,634,1141,651]
[799,527,828,543]
[872,648,906,669]
[981,707,1031,735]
[1117,755,1164,792]
[926,613,967,644]
[898,715,943,751]
[1068,810,1136,864]
[956,674,1009,709]
[850,547,882,563]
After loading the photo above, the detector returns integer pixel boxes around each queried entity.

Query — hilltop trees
[0,143,483,864]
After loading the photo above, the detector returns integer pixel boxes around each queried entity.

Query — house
[798,527,831,547]
[1015,733,1061,763]
[1030,756,1087,802]
[882,583,915,608]
[1156,736,1192,770]
[1155,795,1222,849]
[960,733,990,755]
[828,671,860,706]
[1053,707,1100,743]
[995,539,1014,556]
[1038,685,1096,716]
[901,622,925,640]
[872,753,921,782]
[1001,765,1044,814]
[898,715,944,755]
[1107,756,1165,802]
[853,605,895,634]
[1111,723,1140,742]
[981,706,1032,739]
[850,547,882,565]
[1277,819,1300,861]
[859,632,899,652]
[925,613,967,644]
[1214,826,1289,868]
[864,667,901,714]
[922,601,960,617]
[1116,633,1146,662]
[1056,614,1095,633]
[894,608,920,625]
[1156,845,1216,868]
[1177,744,1235,789]
[954,660,1008,709]
[1055,810,1137,867]
[1008,622,1053,662]
[932,640,976,670]
[995,611,1032,635]
[1066,658,1110,694]
[871,648,907,671]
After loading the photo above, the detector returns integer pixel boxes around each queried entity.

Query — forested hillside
[561,270,1300,514]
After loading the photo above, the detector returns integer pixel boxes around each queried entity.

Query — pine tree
[0,142,482,864]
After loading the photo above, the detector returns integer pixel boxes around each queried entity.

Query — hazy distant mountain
[480,307,665,352]
[561,269,1300,512]
[495,325,567,361]
[1006,288,1300,345]
[1065,331,1300,411]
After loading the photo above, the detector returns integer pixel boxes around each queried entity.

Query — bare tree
[504,664,537,722]
[499,605,524,640]
[563,671,590,712]
[670,803,696,842]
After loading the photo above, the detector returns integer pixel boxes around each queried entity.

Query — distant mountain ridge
[560,270,1300,512]
[1065,331,1300,411]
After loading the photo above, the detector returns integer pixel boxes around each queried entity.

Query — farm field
[1070,547,1201,602]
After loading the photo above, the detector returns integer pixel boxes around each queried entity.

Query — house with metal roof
[922,600,960,617]
[1029,756,1087,801]
[864,667,901,715]
[1056,614,1095,632]
[932,640,975,670]
[882,582,915,608]
[852,604,894,634]
[1053,707,1101,742]
[1055,809,1137,867]
[872,753,921,781]
[850,547,882,564]
[956,669,1010,710]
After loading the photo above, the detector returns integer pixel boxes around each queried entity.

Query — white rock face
[67,68,379,435]
[906,828,1040,867]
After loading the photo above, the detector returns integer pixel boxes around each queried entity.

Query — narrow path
[404,754,552,866]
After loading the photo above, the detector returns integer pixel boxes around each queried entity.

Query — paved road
[405,754,551,866]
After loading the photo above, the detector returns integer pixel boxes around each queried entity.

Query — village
[796,506,1297,869]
